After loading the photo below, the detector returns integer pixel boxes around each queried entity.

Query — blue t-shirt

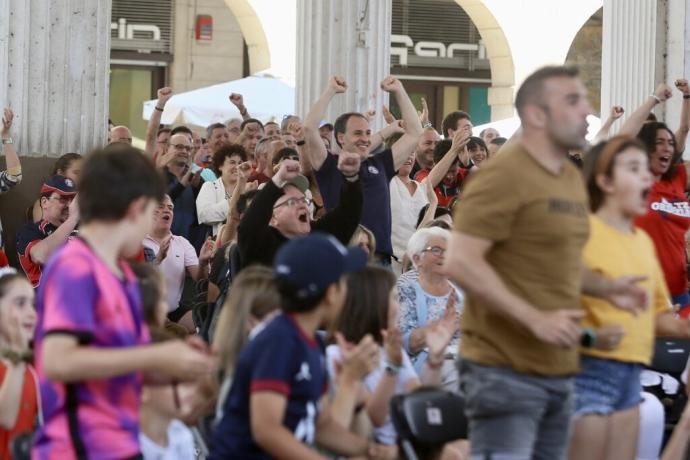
[209,314,328,460]
[315,150,396,255]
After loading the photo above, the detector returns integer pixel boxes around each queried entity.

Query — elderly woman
[397,227,463,391]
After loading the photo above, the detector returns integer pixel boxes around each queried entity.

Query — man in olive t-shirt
[444,66,647,460]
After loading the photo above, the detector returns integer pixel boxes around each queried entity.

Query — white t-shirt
[325,344,418,445]
[143,235,199,311]
[389,176,428,261]
[139,419,196,460]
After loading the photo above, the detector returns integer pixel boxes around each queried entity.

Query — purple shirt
[32,238,150,460]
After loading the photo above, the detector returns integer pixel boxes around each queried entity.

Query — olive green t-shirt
[454,141,590,376]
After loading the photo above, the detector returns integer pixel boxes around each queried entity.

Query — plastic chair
[390,388,468,460]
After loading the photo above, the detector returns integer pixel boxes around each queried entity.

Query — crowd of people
[3,64,690,460]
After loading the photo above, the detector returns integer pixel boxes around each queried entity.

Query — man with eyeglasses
[17,175,79,287]
[160,133,207,252]
[237,152,362,271]
[109,125,133,145]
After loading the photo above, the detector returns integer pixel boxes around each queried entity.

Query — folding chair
[390,388,468,460]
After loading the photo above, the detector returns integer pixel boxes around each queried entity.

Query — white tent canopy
[142,75,295,128]
[472,115,602,142]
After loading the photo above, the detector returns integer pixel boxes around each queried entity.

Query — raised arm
[674,79,690,153]
[594,105,624,142]
[29,199,79,265]
[618,84,672,137]
[229,93,251,121]
[145,87,173,158]
[423,129,471,188]
[304,76,347,171]
[368,120,404,153]
[380,76,423,170]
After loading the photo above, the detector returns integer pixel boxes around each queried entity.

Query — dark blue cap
[274,232,367,299]
[41,175,76,196]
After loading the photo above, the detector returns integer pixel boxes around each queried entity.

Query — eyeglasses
[273,196,312,209]
[421,246,445,257]
[172,144,192,151]
[50,195,72,205]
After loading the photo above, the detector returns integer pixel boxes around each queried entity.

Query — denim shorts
[574,355,643,416]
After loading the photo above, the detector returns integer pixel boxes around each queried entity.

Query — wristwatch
[1,138,13,145]
[384,362,402,376]
[580,328,596,348]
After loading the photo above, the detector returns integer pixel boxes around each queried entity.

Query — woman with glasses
[196,144,250,237]
[397,227,463,390]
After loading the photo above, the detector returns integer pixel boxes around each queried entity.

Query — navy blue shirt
[209,314,328,460]
[315,150,396,255]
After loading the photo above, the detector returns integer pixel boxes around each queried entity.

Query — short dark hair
[241,118,264,131]
[583,136,646,212]
[637,121,680,181]
[170,125,193,138]
[206,122,226,140]
[51,153,83,176]
[441,111,471,138]
[646,112,658,122]
[78,145,165,224]
[333,112,368,148]
[272,147,299,166]
[467,136,487,153]
[276,277,328,313]
[432,139,454,164]
[212,144,248,174]
[156,128,171,138]
[515,65,580,118]
[417,205,452,228]
[237,189,258,216]
[329,266,396,345]
[490,137,507,146]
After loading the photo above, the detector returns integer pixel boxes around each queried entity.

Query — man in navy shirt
[303,75,423,265]
[210,233,386,459]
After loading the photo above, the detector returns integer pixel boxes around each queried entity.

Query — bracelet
[422,121,433,129]
[651,94,662,104]
[1,348,32,364]
[296,139,306,146]
[384,362,402,375]
[155,106,164,112]
[684,94,690,100]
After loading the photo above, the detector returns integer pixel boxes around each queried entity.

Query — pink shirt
[143,235,199,311]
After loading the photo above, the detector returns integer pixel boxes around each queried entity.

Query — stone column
[295,0,391,129]
[0,0,111,157]
[600,0,660,128]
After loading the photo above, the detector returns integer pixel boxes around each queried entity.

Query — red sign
[196,15,213,41]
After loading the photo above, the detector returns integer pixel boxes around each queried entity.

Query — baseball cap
[274,232,367,299]
[282,174,309,194]
[319,120,334,130]
[40,175,76,196]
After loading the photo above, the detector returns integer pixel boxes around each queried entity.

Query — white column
[295,0,391,129]
[0,0,111,157]
[600,0,659,129]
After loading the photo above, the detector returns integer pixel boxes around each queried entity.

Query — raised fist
[229,93,244,108]
[1,108,13,136]
[654,83,673,102]
[329,76,348,94]
[610,105,624,120]
[676,79,690,96]
[157,87,173,106]
[380,76,402,93]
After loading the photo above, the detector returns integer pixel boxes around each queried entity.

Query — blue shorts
[574,355,643,416]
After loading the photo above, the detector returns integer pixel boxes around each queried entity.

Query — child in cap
[32,145,217,460]
[210,232,389,459]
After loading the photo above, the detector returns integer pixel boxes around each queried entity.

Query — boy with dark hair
[211,233,387,459]
[32,145,217,460]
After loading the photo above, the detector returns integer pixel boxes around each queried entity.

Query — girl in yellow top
[568,136,690,460]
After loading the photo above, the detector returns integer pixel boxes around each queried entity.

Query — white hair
[406,227,450,268]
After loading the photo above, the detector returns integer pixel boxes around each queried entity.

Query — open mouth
[357,142,370,150]
[659,155,671,167]
[298,210,309,223]
[641,187,650,201]
[162,214,172,222]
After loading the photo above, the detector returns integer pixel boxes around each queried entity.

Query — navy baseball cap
[274,232,367,299]
[40,175,76,196]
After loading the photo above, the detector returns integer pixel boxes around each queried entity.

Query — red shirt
[635,165,690,296]
[415,168,470,208]
[0,363,38,460]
